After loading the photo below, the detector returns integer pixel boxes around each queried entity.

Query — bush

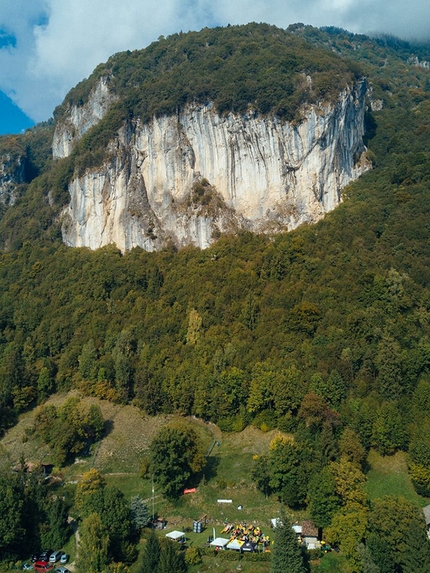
[217,550,243,561]
[185,546,202,565]
[252,409,277,431]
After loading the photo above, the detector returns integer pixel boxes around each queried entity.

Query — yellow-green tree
[77,513,109,573]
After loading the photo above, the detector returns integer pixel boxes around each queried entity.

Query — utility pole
[152,474,155,520]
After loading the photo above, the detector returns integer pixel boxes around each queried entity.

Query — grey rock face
[0,152,25,206]
[53,77,118,159]
[59,80,370,252]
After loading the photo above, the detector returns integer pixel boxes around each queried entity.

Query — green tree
[408,462,430,497]
[140,530,160,573]
[158,539,187,573]
[375,334,403,400]
[371,402,408,455]
[325,503,368,568]
[76,471,134,563]
[366,533,392,573]
[408,419,430,495]
[309,371,348,409]
[251,454,271,498]
[399,517,430,573]
[368,496,430,573]
[37,366,54,400]
[329,456,367,506]
[270,512,306,573]
[77,512,109,573]
[268,437,308,508]
[78,339,98,380]
[102,487,134,563]
[85,404,105,441]
[356,542,381,573]
[34,399,105,466]
[339,428,366,468]
[150,423,206,500]
[0,474,24,557]
[40,496,70,550]
[307,468,340,529]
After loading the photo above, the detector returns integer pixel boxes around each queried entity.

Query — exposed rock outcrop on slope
[59,79,370,252]
[0,151,25,206]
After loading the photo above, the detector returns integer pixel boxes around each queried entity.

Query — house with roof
[301,520,321,549]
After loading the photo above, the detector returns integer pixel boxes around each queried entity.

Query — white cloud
[0,0,429,122]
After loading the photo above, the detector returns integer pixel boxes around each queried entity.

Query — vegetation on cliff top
[55,23,360,125]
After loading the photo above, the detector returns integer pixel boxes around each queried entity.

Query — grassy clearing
[311,552,348,572]
[0,394,287,526]
[366,449,430,507]
[5,397,430,573]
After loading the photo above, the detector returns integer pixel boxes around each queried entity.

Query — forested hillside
[0,22,430,573]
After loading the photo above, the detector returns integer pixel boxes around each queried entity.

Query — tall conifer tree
[399,518,430,573]
[158,539,186,573]
[140,530,160,573]
[270,510,306,573]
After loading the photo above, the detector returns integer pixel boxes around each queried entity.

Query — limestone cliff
[53,77,118,159]
[0,151,25,206]
[59,79,370,252]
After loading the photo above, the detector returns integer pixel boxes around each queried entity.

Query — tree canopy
[150,423,206,500]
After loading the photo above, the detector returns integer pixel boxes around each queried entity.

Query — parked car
[22,562,33,570]
[59,554,68,565]
[49,552,63,564]
[31,555,39,563]
[54,567,70,573]
[38,550,53,562]
[34,562,53,572]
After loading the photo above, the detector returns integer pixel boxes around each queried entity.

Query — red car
[34,562,53,572]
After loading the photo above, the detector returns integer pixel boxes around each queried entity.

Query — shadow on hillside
[201,455,220,483]
[103,418,114,437]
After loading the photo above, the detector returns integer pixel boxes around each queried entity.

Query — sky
[0,0,430,135]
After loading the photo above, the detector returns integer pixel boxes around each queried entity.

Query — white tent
[210,537,229,549]
[165,530,185,541]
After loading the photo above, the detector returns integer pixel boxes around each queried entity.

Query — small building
[423,505,430,539]
[301,520,320,550]
[151,517,166,530]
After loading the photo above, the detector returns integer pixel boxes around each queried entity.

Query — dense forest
[1,22,430,573]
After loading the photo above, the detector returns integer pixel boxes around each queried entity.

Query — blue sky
[1,0,430,135]
[0,91,34,135]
